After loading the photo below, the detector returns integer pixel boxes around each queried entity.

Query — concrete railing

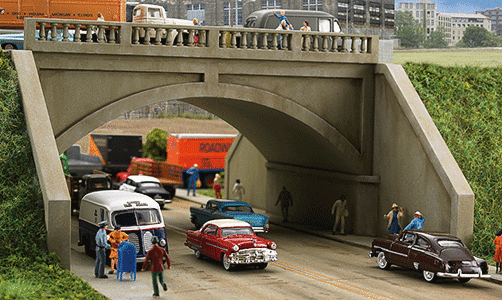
[24,18,379,63]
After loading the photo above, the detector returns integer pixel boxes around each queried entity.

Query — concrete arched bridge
[12,18,473,269]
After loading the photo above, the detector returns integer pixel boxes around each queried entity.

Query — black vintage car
[368,230,490,283]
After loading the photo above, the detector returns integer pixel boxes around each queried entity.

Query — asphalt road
[71,198,502,300]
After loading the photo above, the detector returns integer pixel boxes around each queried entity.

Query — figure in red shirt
[141,236,171,297]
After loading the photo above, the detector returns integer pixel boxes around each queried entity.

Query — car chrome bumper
[252,226,267,233]
[229,248,278,265]
[437,270,491,279]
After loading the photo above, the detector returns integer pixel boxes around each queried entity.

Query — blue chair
[116,241,137,281]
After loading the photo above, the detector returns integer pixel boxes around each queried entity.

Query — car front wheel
[377,252,391,270]
[458,278,471,284]
[222,253,234,271]
[194,249,204,260]
[423,270,438,283]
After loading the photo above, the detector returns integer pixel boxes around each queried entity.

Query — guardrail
[24,18,379,63]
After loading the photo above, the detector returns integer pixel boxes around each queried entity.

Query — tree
[424,28,448,48]
[143,128,168,161]
[395,11,425,48]
[457,26,500,47]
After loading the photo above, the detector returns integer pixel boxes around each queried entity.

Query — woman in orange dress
[108,226,129,275]
[494,229,502,274]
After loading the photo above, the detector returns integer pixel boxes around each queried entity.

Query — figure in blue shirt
[95,221,111,278]
[187,164,200,196]
[404,211,425,230]
[272,11,293,30]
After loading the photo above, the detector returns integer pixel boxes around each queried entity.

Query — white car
[119,175,172,208]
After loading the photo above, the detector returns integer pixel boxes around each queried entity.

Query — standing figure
[213,173,222,199]
[300,20,312,49]
[494,228,502,273]
[275,186,293,223]
[404,211,425,230]
[142,236,171,297]
[232,179,245,201]
[272,10,293,29]
[192,18,201,45]
[384,203,405,235]
[107,226,129,275]
[94,221,111,278]
[331,195,348,235]
[187,164,199,196]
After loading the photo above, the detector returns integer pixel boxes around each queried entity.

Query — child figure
[213,173,222,199]
[494,228,502,273]
[108,226,129,275]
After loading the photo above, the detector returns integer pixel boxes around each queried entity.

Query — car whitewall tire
[222,253,233,271]
[423,270,437,282]
[377,252,391,270]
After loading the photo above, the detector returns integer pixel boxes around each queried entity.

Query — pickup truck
[189,199,269,233]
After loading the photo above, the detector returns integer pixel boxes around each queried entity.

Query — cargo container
[89,134,143,176]
[0,0,126,29]
[167,134,236,188]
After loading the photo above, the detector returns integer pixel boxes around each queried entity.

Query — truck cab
[78,190,168,262]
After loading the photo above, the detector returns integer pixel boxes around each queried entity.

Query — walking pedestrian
[331,195,348,235]
[94,221,111,278]
[494,228,502,273]
[142,236,171,297]
[213,173,222,199]
[275,186,293,223]
[232,179,245,201]
[187,164,199,196]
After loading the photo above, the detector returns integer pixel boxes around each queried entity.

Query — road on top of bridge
[70,197,501,300]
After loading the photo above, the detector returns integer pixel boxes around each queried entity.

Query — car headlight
[270,243,277,250]
[159,238,167,247]
[232,245,239,252]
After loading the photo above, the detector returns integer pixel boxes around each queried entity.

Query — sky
[397,0,502,14]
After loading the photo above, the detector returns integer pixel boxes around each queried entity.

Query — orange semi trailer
[0,0,126,29]
[167,134,236,188]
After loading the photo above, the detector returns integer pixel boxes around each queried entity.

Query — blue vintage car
[190,199,270,233]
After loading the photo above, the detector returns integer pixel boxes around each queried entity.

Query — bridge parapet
[24,18,378,64]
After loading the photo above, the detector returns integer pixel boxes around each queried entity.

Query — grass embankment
[402,62,502,258]
[394,48,502,68]
[0,53,105,299]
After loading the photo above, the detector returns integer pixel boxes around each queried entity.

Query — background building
[396,0,437,38]
[438,12,491,46]
[476,7,502,37]
[129,0,395,39]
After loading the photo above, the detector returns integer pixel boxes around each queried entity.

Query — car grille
[128,233,140,254]
[143,231,154,252]
[229,248,278,264]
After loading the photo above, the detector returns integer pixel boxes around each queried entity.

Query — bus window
[333,20,342,33]
[319,18,331,32]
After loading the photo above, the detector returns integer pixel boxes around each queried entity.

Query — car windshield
[113,209,162,227]
[139,182,161,188]
[437,239,464,248]
[221,205,253,213]
[221,227,254,237]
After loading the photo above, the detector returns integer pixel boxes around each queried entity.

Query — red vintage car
[184,219,278,270]
[368,230,490,283]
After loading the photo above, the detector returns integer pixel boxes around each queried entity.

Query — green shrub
[403,62,502,257]
[143,128,168,161]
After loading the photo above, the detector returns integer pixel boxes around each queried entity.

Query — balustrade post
[132,27,140,44]
[108,26,116,44]
[281,33,289,50]
[176,29,183,46]
[302,34,309,51]
[271,33,278,50]
[97,25,106,43]
[330,36,338,52]
[240,32,247,49]
[341,36,348,52]
[219,31,227,48]
[38,22,47,41]
[351,37,357,53]
[165,29,173,46]
[321,35,329,52]
[188,29,195,47]
[230,31,237,48]
[74,24,81,42]
[360,37,367,53]
[86,25,93,43]
[50,23,58,42]
[199,30,206,47]
[143,27,151,45]
[154,28,162,45]
[312,35,319,52]
[250,32,258,49]
[62,24,70,42]
[260,33,268,50]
